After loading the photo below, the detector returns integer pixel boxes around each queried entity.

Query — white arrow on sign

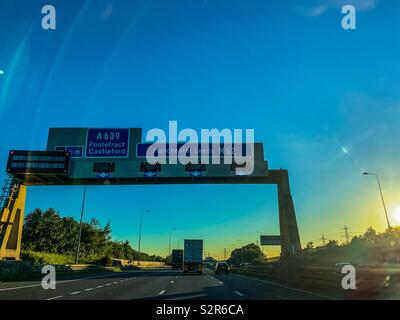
[144,172,156,178]
[189,171,202,177]
[97,172,111,178]
[235,170,249,176]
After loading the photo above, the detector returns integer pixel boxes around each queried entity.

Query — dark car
[215,262,230,274]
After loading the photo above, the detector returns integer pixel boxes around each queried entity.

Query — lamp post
[75,186,87,264]
[138,209,150,266]
[363,172,391,229]
[168,227,176,263]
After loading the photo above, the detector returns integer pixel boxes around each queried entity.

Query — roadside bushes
[21,251,74,265]
[22,208,164,263]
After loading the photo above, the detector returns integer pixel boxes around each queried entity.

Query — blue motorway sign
[85,129,129,158]
[136,143,249,158]
[260,235,281,246]
[56,146,83,158]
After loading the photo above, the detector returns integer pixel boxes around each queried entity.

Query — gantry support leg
[276,170,301,258]
[0,184,26,260]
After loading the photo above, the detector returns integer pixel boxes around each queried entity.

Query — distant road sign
[260,235,281,246]
[56,146,83,158]
[85,128,129,158]
[93,162,115,173]
[140,162,161,172]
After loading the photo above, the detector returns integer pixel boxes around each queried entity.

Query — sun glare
[394,208,400,224]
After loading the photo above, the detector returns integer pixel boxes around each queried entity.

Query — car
[215,262,230,274]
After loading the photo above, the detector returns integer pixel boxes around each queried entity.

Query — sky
[0,0,399,259]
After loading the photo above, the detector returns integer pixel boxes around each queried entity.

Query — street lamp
[363,172,391,229]
[168,227,176,262]
[138,209,150,265]
[75,186,87,264]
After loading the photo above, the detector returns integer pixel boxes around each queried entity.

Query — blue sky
[1,0,399,258]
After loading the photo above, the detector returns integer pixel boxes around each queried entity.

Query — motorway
[0,267,328,300]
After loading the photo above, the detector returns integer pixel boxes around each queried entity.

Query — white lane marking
[235,291,244,297]
[84,288,94,292]
[232,273,334,300]
[46,295,63,300]
[70,291,81,295]
[159,290,166,295]
[0,271,139,292]
[176,276,179,279]
[113,282,118,284]
[170,281,175,284]
[105,283,112,286]
[218,281,223,284]
[97,285,104,289]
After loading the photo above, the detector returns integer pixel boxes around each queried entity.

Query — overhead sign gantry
[0,128,301,260]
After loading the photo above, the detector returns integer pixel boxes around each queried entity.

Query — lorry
[171,249,183,270]
[183,239,203,275]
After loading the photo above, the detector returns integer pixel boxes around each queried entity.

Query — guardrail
[32,264,106,273]
[231,263,400,299]
[231,265,276,280]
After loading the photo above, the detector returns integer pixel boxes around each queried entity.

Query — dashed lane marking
[159,290,166,295]
[235,291,244,297]
[232,273,334,300]
[46,295,63,300]
[70,291,81,295]
[0,272,138,292]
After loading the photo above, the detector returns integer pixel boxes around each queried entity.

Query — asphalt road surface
[0,267,329,300]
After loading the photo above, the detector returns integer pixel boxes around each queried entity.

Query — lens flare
[394,208,400,224]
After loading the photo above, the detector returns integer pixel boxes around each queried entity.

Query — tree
[227,243,265,265]
[22,208,66,253]
[326,239,339,248]
[306,242,314,249]
[22,208,160,263]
